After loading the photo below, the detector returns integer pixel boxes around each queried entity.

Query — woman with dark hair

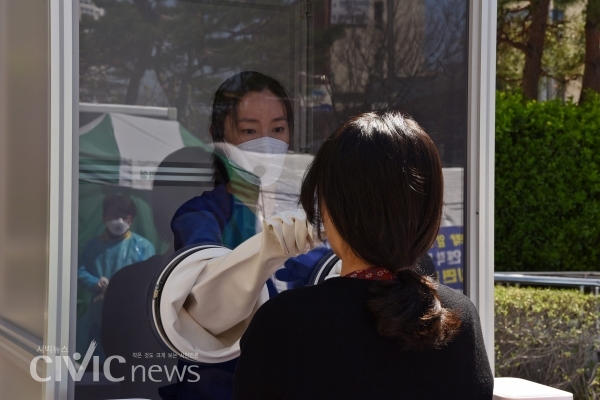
[172,70,294,251]
[171,71,328,292]
[232,111,494,399]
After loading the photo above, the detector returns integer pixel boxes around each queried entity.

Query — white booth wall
[0,0,50,398]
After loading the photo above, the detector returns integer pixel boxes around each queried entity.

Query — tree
[497,0,583,100]
[580,0,600,101]
[523,0,552,99]
[80,0,297,139]
[313,0,469,165]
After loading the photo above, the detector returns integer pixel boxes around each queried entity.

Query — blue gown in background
[77,231,155,360]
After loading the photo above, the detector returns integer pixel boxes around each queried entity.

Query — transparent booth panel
[313,0,467,289]
[76,0,466,398]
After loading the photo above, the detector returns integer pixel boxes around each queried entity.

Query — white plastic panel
[0,353,43,400]
[0,1,53,398]
[0,0,50,344]
[494,378,573,400]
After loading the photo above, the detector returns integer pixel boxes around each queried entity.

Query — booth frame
[25,0,498,398]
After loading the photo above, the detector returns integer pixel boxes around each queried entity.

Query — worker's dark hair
[210,71,294,184]
[103,194,137,218]
[210,70,294,142]
[300,111,461,350]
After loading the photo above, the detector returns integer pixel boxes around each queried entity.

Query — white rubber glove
[159,210,315,363]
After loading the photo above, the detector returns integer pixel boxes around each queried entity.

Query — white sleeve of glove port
[159,210,314,363]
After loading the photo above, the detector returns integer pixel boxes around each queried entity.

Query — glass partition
[76,0,467,397]
[312,0,467,291]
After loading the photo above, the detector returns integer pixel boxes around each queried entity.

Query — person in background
[77,193,155,360]
[101,147,217,400]
[232,111,494,399]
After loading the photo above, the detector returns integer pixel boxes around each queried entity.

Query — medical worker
[171,71,328,294]
[77,193,155,361]
[161,72,328,398]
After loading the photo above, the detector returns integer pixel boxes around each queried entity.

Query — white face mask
[216,137,289,187]
[106,218,130,236]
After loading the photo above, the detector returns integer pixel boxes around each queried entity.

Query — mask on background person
[216,137,289,187]
[106,218,131,236]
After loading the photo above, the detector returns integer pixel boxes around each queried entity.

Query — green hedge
[495,286,600,398]
[496,92,600,271]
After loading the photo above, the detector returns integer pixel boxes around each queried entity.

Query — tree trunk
[175,47,195,120]
[386,0,395,104]
[125,0,159,104]
[581,0,600,102]
[124,40,153,105]
[522,0,551,100]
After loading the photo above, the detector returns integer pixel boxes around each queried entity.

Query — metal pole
[594,286,600,331]
[386,0,394,104]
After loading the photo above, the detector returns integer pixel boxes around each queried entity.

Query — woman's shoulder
[258,279,476,318]
[265,277,371,309]
[437,284,474,307]
[436,284,480,326]
[245,280,481,342]
[242,278,370,338]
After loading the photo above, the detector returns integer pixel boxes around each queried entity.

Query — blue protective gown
[77,231,155,359]
[171,184,329,292]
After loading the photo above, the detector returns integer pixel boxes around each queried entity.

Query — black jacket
[233,278,493,399]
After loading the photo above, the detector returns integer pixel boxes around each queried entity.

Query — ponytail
[299,111,457,349]
[367,269,461,350]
